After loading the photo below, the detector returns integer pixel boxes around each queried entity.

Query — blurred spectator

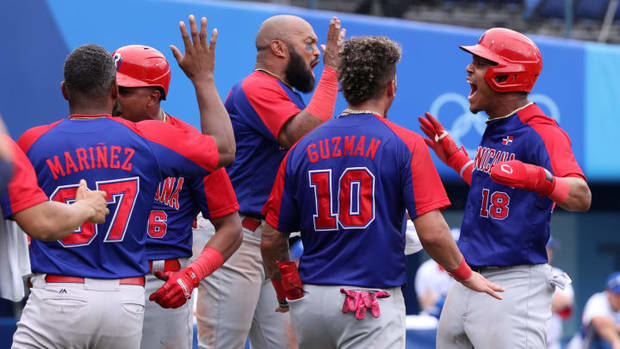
[569,272,620,349]
[414,259,453,318]
[355,0,412,18]
[546,237,575,349]
[413,228,460,318]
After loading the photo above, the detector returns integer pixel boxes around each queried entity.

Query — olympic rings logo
[428,92,560,155]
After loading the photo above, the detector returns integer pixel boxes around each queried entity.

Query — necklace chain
[487,102,533,123]
[339,108,384,118]
[254,68,293,89]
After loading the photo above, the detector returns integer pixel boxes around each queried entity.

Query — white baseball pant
[192,215,295,349]
[12,274,145,349]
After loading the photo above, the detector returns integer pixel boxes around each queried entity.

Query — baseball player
[11,15,235,349]
[1,135,108,241]
[112,43,242,349]
[579,272,620,349]
[418,27,592,348]
[261,35,502,349]
[195,15,345,349]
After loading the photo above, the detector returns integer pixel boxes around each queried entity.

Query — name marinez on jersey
[474,146,516,174]
[45,144,135,180]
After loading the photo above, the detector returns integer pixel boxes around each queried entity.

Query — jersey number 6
[309,167,376,231]
[50,177,140,247]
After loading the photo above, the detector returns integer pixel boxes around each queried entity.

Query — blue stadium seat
[576,0,609,20]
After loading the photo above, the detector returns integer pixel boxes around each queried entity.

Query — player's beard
[285,46,316,93]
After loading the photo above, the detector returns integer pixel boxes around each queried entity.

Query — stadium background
[0,0,618,347]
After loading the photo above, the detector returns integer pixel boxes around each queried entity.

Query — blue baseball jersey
[17,114,219,279]
[225,71,305,217]
[264,113,451,288]
[0,136,48,218]
[459,104,585,267]
[145,115,239,260]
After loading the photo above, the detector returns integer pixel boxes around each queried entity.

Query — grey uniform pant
[140,262,193,349]
[437,264,554,349]
[12,274,145,349]
[193,216,295,349]
[289,284,406,349]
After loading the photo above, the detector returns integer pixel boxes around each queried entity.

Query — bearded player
[194,15,345,348]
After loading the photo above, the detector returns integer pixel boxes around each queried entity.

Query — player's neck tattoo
[339,108,384,118]
[486,102,533,123]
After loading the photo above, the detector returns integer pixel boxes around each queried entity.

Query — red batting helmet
[460,28,542,93]
[112,45,171,99]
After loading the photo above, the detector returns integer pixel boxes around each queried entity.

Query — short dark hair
[63,44,116,101]
[338,36,401,106]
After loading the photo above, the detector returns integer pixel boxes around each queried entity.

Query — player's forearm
[204,212,243,260]
[556,176,591,212]
[192,77,235,168]
[14,201,92,241]
[278,110,325,149]
[414,210,463,271]
[260,224,291,280]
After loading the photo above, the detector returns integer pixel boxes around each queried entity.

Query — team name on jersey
[474,146,516,174]
[154,177,184,210]
[306,136,382,163]
[46,144,136,180]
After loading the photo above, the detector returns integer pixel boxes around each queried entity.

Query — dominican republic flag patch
[502,136,514,145]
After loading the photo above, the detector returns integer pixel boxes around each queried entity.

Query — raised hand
[75,179,108,224]
[418,112,459,164]
[321,17,346,69]
[170,14,217,82]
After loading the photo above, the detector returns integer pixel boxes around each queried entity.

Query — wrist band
[548,176,570,204]
[190,247,224,285]
[271,278,287,302]
[304,65,338,122]
[449,256,472,282]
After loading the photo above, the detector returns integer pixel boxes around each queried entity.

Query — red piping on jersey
[17,119,64,154]
[263,150,293,229]
[517,104,586,181]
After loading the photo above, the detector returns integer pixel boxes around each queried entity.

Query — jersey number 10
[309,167,376,230]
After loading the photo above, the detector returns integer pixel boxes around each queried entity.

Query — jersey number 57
[50,177,140,247]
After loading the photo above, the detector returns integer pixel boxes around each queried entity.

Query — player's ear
[271,40,287,59]
[110,80,119,100]
[60,81,69,101]
[387,78,396,98]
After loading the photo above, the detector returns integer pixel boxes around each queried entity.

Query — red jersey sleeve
[531,122,586,181]
[201,168,239,219]
[408,134,452,216]
[242,73,302,139]
[116,117,219,173]
[378,119,451,218]
[2,136,48,217]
